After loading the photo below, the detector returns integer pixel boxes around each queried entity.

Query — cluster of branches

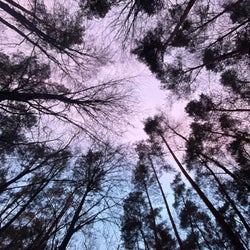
[0,1,134,248]
[1,0,250,249]
[0,51,133,140]
[0,51,130,249]
[103,1,250,249]
[128,0,250,96]
[121,111,249,249]
[0,107,128,249]
[0,0,135,141]
[0,0,113,84]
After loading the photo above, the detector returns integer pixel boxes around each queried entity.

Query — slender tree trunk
[195,222,213,250]
[4,0,43,21]
[0,193,21,219]
[185,49,244,73]
[30,190,76,249]
[213,108,250,112]
[139,228,150,250]
[143,182,162,250]
[163,0,197,49]
[203,161,250,233]
[159,133,245,250]
[0,180,50,234]
[203,129,250,142]
[200,153,250,188]
[192,0,243,32]
[0,168,32,193]
[58,186,90,250]
[0,91,109,109]
[0,16,53,59]
[180,194,211,250]
[165,123,250,188]
[0,1,63,50]
[189,219,202,250]
[0,150,66,193]
[180,194,213,250]
[148,155,187,250]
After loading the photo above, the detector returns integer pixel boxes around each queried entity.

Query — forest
[0,0,249,249]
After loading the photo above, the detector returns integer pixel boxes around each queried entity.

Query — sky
[0,2,190,249]
[0,0,188,144]
[85,13,190,144]
[2,1,250,249]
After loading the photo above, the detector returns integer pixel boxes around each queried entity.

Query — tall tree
[143,115,246,250]
[171,172,243,249]
[0,51,132,139]
[133,149,177,250]
[0,139,128,249]
[129,0,249,96]
[121,140,178,250]
[0,0,85,57]
[135,142,186,250]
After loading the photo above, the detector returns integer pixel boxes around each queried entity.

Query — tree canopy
[0,0,249,249]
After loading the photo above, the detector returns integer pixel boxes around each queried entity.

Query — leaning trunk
[148,155,186,250]
[159,133,245,250]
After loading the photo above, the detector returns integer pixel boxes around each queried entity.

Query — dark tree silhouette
[0,52,132,139]
[144,116,246,250]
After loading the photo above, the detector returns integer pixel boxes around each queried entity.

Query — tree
[79,0,116,19]
[133,148,177,250]
[0,1,136,249]
[0,161,67,248]
[171,172,247,249]
[128,0,249,96]
[149,114,250,237]
[132,162,162,250]
[143,115,246,250]
[0,0,84,56]
[184,90,250,189]
[2,0,249,248]
[0,51,133,139]
[121,159,176,250]
[220,69,250,103]
[186,94,250,120]
[121,191,151,250]
[0,107,70,248]
[135,141,186,250]
[0,132,128,249]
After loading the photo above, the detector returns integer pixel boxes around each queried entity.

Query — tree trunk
[148,155,187,250]
[139,228,150,250]
[163,0,197,49]
[213,108,250,112]
[0,150,66,193]
[143,182,162,250]
[159,133,245,250]
[200,153,250,188]
[0,1,63,50]
[0,179,50,234]
[164,123,250,188]
[203,161,250,233]
[58,187,89,250]
[30,190,75,249]
[0,91,110,112]
[185,48,245,73]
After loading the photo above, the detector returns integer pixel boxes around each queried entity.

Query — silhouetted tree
[144,115,246,249]
[0,51,132,139]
